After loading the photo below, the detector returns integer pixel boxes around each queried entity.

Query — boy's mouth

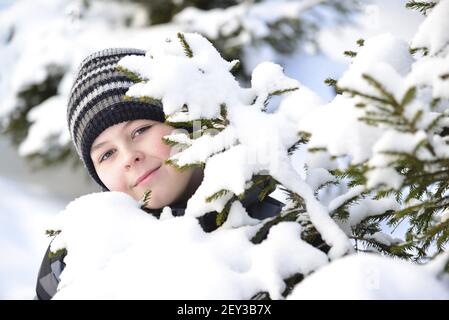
[133,166,161,188]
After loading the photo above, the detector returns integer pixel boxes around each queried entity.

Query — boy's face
[90,119,197,208]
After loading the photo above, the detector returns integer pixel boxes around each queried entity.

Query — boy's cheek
[147,143,174,161]
[152,126,177,158]
[99,174,129,194]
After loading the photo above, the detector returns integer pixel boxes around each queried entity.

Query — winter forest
[1,0,449,300]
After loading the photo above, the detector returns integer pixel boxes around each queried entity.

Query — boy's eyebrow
[91,141,108,153]
[90,121,138,154]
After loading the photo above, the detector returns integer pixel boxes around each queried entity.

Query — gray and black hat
[67,48,165,190]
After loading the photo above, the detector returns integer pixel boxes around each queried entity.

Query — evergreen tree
[315,0,449,264]
[114,0,449,296]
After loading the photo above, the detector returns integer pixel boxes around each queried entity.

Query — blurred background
[0,0,423,299]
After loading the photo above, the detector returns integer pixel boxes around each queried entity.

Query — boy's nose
[124,150,145,169]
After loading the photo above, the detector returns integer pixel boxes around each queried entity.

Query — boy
[35,48,284,300]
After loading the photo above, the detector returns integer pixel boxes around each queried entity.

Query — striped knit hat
[67,48,165,190]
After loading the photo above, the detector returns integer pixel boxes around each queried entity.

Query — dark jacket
[35,191,284,300]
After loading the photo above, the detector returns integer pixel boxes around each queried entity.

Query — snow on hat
[67,48,165,190]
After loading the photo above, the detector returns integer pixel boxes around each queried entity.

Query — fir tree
[307,0,449,263]
[113,3,449,295]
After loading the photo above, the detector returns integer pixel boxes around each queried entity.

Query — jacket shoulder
[35,244,66,300]
[246,195,285,220]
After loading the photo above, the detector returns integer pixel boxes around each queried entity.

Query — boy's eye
[99,149,115,163]
[132,125,152,139]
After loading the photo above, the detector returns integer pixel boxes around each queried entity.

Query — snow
[120,33,249,119]
[328,186,365,213]
[441,210,449,223]
[305,168,335,192]
[163,132,192,147]
[288,253,449,300]
[300,95,384,164]
[337,33,413,101]
[366,232,399,246]
[49,192,329,299]
[425,250,449,276]
[366,167,404,190]
[174,0,324,41]
[346,197,400,227]
[0,176,66,299]
[372,130,427,156]
[19,95,71,156]
[47,190,446,299]
[406,55,449,99]
[412,0,449,55]
[318,0,425,63]
[275,164,354,261]
[169,127,238,166]
[251,62,300,110]
[328,187,400,236]
[174,6,243,40]
[220,201,259,229]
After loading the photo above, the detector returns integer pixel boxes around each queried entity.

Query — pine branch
[139,189,152,208]
[314,180,339,197]
[282,273,304,297]
[350,209,415,258]
[250,209,300,244]
[164,159,205,172]
[124,95,162,107]
[359,209,397,225]
[405,1,437,15]
[344,50,357,58]
[216,196,238,227]
[257,177,278,202]
[393,219,449,260]
[351,235,413,259]
[287,140,303,155]
[250,292,271,300]
[324,78,342,94]
[229,60,240,74]
[161,136,189,148]
[219,103,230,126]
[45,229,61,237]
[400,86,417,108]
[362,74,401,112]
[177,32,193,58]
[116,65,145,83]
[288,131,311,156]
[330,191,369,223]
[279,186,306,210]
[205,189,230,203]
[324,77,337,88]
[269,87,299,97]
[337,86,392,106]
[308,147,327,153]
[262,87,299,112]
